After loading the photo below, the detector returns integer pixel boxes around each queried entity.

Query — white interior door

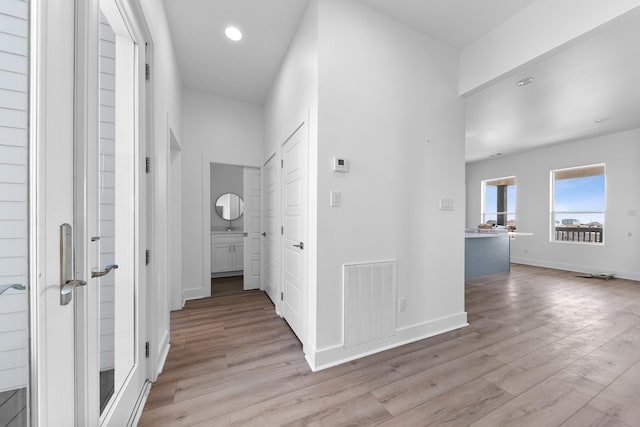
[262,155,279,305]
[281,124,308,344]
[243,167,261,290]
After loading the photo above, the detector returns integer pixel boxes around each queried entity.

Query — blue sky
[484,176,605,225]
[554,175,605,212]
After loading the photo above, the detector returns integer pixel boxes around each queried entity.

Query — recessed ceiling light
[225,26,242,42]
[516,77,534,87]
[594,117,610,123]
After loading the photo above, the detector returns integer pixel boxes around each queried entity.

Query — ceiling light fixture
[224,26,242,42]
[516,77,534,87]
[594,117,610,123]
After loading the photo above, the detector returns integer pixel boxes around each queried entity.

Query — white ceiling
[162,1,640,162]
[359,0,537,49]
[465,9,640,162]
[163,0,310,104]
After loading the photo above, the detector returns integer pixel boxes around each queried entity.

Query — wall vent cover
[343,260,397,348]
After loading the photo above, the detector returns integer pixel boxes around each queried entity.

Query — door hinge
[145,157,151,174]
[280,292,283,301]
[281,226,284,235]
[145,341,150,358]
[145,249,150,266]
[145,63,150,81]
[281,159,283,168]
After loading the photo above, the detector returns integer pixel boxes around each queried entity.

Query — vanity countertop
[211,229,245,235]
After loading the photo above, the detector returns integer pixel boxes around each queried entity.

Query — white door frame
[32,0,78,424]
[243,167,261,290]
[260,153,281,312]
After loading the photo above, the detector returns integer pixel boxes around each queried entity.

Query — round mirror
[215,193,244,221]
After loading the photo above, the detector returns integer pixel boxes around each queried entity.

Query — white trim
[309,312,468,372]
[510,259,640,281]
[34,0,77,423]
[126,381,151,427]
[155,331,170,377]
[29,0,43,424]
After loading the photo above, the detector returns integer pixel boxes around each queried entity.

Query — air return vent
[343,260,397,348]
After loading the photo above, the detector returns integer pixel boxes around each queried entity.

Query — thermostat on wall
[332,157,349,172]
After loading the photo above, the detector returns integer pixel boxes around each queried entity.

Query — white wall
[466,128,640,280]
[264,1,318,158]
[139,0,184,377]
[182,91,263,300]
[264,0,319,347]
[312,0,466,368]
[210,163,244,230]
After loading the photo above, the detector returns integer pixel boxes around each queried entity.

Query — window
[551,164,605,243]
[482,176,516,228]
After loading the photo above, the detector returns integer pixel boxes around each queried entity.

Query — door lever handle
[61,279,87,296]
[92,264,119,278]
[293,242,304,250]
[60,223,86,305]
[261,232,267,237]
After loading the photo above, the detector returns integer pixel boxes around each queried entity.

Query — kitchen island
[465,230,510,280]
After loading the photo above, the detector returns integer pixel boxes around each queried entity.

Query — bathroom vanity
[211,231,244,275]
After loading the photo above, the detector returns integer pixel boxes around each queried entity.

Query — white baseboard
[211,271,242,279]
[183,287,208,300]
[308,312,468,372]
[511,257,640,281]
[155,330,170,378]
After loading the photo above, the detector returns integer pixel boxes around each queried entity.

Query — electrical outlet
[399,297,407,312]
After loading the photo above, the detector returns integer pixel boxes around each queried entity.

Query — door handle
[61,279,87,298]
[261,232,266,237]
[92,264,119,278]
[60,223,87,305]
[0,283,26,295]
[293,242,304,250]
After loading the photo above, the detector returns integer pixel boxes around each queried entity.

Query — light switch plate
[440,198,454,211]
[330,191,341,207]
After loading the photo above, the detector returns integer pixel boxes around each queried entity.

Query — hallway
[139,266,640,426]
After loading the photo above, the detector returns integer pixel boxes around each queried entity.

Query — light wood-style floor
[139,265,640,426]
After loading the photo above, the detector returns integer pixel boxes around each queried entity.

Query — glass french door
[0,0,31,425]
[87,0,148,424]
[33,0,148,425]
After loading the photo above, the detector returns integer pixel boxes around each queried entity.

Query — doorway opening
[207,163,261,293]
